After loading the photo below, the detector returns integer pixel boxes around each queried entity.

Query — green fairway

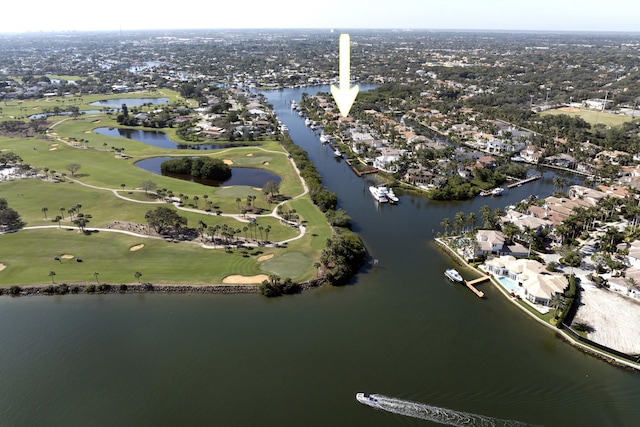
[540,107,636,128]
[0,93,332,288]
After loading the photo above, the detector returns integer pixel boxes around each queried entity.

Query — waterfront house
[483,256,568,306]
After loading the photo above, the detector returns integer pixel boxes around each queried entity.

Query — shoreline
[435,237,640,372]
[0,280,320,297]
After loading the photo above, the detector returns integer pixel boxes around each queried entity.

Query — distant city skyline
[3,0,640,34]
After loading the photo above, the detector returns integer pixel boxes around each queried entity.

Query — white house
[484,256,568,306]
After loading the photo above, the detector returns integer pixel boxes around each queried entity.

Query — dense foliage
[0,197,25,231]
[160,157,231,181]
[144,206,187,234]
[320,229,367,286]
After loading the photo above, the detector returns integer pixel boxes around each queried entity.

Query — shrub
[9,286,21,296]
[85,284,96,293]
[119,284,128,293]
[56,284,69,295]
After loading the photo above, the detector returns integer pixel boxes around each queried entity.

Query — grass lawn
[0,93,333,287]
[540,108,636,128]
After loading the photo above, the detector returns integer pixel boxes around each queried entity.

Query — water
[364,394,531,426]
[1,85,639,426]
[94,127,250,150]
[135,157,281,187]
[29,109,103,119]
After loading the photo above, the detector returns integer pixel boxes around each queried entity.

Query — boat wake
[364,394,535,427]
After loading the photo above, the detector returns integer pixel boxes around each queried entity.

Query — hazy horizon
[3,0,640,34]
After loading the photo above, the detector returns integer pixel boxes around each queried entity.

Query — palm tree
[41,206,48,219]
[624,276,637,294]
[121,183,126,191]
[48,271,56,283]
[549,293,566,319]
[466,212,477,233]
[93,272,100,284]
[134,271,142,283]
[236,198,241,210]
[440,218,451,236]
[193,195,199,209]
[54,215,62,228]
[265,225,271,241]
[59,207,65,219]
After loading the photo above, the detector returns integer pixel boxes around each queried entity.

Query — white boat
[445,268,464,283]
[334,148,343,158]
[491,187,504,196]
[382,186,399,203]
[369,185,388,203]
[319,134,329,144]
[305,118,312,126]
[356,393,380,409]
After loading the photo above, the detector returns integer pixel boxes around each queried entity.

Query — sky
[2,0,640,33]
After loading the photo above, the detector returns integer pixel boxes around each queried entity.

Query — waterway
[1,85,639,426]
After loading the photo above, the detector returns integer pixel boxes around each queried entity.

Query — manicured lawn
[0,93,332,287]
[541,108,636,128]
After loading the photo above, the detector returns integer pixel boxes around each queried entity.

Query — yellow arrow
[331,34,359,117]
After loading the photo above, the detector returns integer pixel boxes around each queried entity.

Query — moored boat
[334,148,343,158]
[491,187,504,196]
[369,185,388,203]
[445,268,464,283]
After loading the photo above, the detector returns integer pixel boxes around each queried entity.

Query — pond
[93,127,248,150]
[89,97,170,107]
[29,110,103,119]
[135,157,281,188]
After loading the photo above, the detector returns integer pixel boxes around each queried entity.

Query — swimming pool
[497,276,522,294]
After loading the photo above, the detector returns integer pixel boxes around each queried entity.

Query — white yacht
[383,186,399,203]
[491,187,504,196]
[369,185,389,203]
[334,148,343,158]
[444,268,464,283]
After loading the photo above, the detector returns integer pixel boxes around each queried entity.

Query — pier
[507,174,542,189]
[464,276,488,298]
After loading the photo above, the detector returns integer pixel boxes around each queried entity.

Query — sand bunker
[257,254,274,262]
[84,131,92,134]
[60,254,74,259]
[130,244,145,251]
[246,153,253,157]
[0,263,6,272]
[222,274,269,284]
[263,161,269,165]
[223,159,233,165]
[93,119,101,123]
[51,143,59,147]
[559,107,580,112]
[49,148,58,151]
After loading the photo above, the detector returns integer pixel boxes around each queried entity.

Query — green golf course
[0,91,332,288]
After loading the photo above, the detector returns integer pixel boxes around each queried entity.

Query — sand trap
[257,254,274,262]
[246,153,253,157]
[559,107,580,112]
[51,143,59,147]
[49,147,58,151]
[223,159,233,165]
[263,161,269,165]
[222,274,269,284]
[84,131,91,134]
[130,244,145,251]
[93,120,101,123]
[0,263,6,272]
[60,254,74,259]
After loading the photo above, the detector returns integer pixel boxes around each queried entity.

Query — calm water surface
[135,157,281,188]
[1,85,639,426]
[94,127,249,150]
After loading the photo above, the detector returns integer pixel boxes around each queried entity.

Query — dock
[464,276,489,298]
[507,174,542,189]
